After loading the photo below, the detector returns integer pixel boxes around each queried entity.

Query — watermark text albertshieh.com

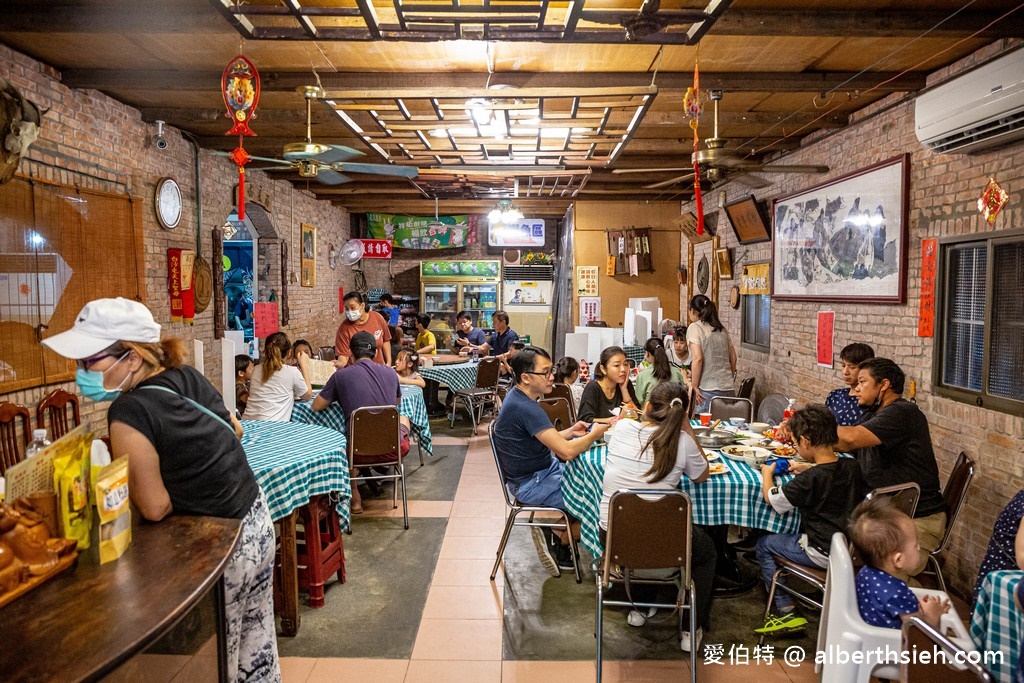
[700,643,1004,668]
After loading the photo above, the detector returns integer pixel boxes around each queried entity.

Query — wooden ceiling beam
[711,9,1024,38]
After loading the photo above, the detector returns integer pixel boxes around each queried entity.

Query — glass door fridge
[420,260,501,351]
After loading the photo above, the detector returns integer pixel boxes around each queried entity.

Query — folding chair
[36,388,80,440]
[709,396,753,423]
[737,376,755,400]
[449,356,501,434]
[546,383,577,421]
[901,616,993,682]
[538,397,573,431]
[865,481,921,518]
[348,405,408,530]
[488,422,581,583]
[918,451,975,592]
[597,489,697,683]
[0,401,31,477]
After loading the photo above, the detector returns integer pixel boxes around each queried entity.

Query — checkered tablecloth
[971,569,1023,682]
[290,384,433,455]
[241,420,351,531]
[562,441,800,558]
[419,361,480,392]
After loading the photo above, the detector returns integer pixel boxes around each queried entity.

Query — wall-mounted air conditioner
[915,49,1024,155]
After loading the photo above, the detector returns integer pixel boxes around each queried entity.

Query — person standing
[335,291,392,367]
[378,293,402,326]
[686,294,736,413]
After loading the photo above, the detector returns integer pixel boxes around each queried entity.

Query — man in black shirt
[835,358,946,578]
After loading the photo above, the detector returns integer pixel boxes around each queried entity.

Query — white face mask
[345,308,362,322]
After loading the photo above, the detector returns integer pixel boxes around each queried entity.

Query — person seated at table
[41,297,280,681]
[577,346,638,423]
[414,314,436,355]
[599,381,715,650]
[378,292,402,326]
[335,291,392,368]
[825,342,874,426]
[553,356,584,410]
[449,310,486,354]
[388,325,404,366]
[848,497,949,630]
[314,331,410,514]
[973,490,1024,602]
[666,325,690,370]
[755,404,865,636]
[395,347,426,388]
[244,332,312,422]
[235,353,253,416]
[634,337,684,408]
[292,338,314,363]
[481,310,519,358]
[834,358,946,580]
[492,346,610,576]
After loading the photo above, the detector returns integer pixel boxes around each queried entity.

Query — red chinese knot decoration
[687,57,705,236]
[978,177,1008,225]
[221,55,261,220]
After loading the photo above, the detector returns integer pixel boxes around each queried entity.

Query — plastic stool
[277,494,346,609]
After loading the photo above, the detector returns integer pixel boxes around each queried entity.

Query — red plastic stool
[292,494,346,608]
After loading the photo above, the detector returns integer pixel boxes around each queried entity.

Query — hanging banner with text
[366,213,478,249]
[817,311,835,367]
[740,263,771,295]
[917,238,937,337]
[167,248,195,324]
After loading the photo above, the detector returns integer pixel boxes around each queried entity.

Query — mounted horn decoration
[0,77,42,184]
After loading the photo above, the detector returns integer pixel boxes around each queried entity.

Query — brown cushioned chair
[36,388,81,440]
[349,405,408,530]
[0,401,32,477]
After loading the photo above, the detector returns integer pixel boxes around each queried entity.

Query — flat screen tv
[723,195,772,244]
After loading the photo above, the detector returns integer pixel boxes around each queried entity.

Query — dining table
[971,569,1023,683]
[241,419,350,636]
[419,358,482,415]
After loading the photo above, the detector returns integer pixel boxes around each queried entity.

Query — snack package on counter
[89,437,112,506]
[52,429,93,549]
[94,456,131,564]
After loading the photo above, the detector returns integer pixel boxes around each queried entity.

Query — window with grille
[934,229,1024,413]
[741,293,770,353]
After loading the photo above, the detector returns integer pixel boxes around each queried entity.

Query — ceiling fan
[214,86,419,185]
[584,0,672,41]
[612,91,829,190]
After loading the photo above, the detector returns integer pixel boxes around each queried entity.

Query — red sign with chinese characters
[917,238,938,337]
[254,302,279,339]
[816,311,835,367]
[359,239,393,259]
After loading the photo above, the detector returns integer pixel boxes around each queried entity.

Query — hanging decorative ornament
[221,54,261,220]
[978,177,1009,225]
[687,48,705,235]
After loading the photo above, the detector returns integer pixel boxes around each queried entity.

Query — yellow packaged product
[51,429,93,549]
[94,456,131,564]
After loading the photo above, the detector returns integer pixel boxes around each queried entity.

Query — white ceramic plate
[707,461,731,476]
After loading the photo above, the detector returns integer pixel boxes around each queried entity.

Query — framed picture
[715,248,733,279]
[723,195,771,244]
[676,210,714,243]
[772,154,909,303]
[300,223,316,287]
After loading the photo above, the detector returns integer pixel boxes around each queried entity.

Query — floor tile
[599,660,691,682]
[438,534,501,560]
[104,654,191,682]
[404,659,501,682]
[695,659,795,682]
[460,462,497,476]
[450,499,508,518]
[453,485,504,503]
[444,516,508,537]
[458,473,501,488]
[306,658,409,682]
[280,656,317,683]
[421,584,503,619]
[411,618,503,660]
[779,659,819,682]
[502,660,597,682]
[431,558,504,586]
[404,500,453,517]
[170,656,217,681]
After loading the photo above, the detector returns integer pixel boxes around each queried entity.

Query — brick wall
[1,43,355,432]
[681,39,1024,598]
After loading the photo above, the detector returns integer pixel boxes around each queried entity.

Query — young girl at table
[577,346,638,423]
[395,347,426,388]
[235,353,253,416]
[292,339,314,363]
[553,356,585,411]
[244,332,312,422]
[598,381,715,650]
[634,337,684,408]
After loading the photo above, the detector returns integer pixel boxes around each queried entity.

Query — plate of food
[771,445,798,458]
[720,445,771,466]
[704,451,721,462]
[708,462,730,476]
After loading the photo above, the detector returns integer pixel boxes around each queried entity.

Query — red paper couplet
[253,302,279,339]
[917,238,938,337]
[167,248,195,324]
[816,311,835,367]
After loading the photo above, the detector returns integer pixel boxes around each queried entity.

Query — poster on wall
[254,301,279,338]
[817,311,835,367]
[366,213,474,249]
[300,223,316,287]
[576,266,599,296]
[488,219,546,247]
[579,297,601,327]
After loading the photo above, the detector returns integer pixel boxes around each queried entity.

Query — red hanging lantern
[221,55,261,220]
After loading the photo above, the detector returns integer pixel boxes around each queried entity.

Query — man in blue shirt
[493,346,609,576]
[449,310,487,354]
[378,293,402,326]
[825,342,873,426]
[483,310,519,358]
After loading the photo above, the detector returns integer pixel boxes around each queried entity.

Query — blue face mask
[75,353,130,402]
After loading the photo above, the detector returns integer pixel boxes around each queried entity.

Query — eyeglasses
[524,369,555,378]
[76,353,113,370]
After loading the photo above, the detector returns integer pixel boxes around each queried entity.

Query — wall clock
[696,255,710,295]
[155,177,182,230]
[730,285,741,309]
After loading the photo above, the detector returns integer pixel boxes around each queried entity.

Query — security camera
[153,120,168,150]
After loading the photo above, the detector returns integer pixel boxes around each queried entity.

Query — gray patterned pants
[224,492,281,682]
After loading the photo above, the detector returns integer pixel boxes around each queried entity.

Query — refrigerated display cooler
[420,259,501,350]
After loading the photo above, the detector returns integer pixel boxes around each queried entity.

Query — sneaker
[680,627,704,653]
[754,611,808,635]
[627,606,658,627]
[531,527,561,577]
[554,539,576,571]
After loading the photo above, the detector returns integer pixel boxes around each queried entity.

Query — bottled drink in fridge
[26,429,51,458]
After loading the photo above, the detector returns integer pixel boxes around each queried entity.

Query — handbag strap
[138,384,236,436]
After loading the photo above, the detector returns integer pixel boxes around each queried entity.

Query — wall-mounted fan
[214,86,419,185]
[337,239,365,266]
[613,91,829,190]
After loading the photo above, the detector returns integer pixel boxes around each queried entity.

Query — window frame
[932,227,1024,415]
[740,261,771,353]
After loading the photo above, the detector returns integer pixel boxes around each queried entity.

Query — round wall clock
[155,177,182,230]
[730,285,741,309]
[696,255,710,294]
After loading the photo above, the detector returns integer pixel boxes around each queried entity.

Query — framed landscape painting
[772,154,909,303]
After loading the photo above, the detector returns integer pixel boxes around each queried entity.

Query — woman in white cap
[42,297,281,683]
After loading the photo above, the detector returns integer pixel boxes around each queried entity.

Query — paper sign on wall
[817,311,835,367]
[579,297,601,327]
[254,301,279,338]
[576,266,599,296]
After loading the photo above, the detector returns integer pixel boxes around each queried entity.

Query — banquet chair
[488,422,581,584]
[597,489,697,683]
[36,388,80,440]
[538,398,572,431]
[737,376,755,400]
[900,616,992,682]
[756,393,790,425]
[865,481,921,518]
[918,451,975,592]
[0,401,32,477]
[709,396,753,423]
[348,405,408,530]
[317,346,336,361]
[546,383,577,421]
[816,532,973,683]
[449,356,501,434]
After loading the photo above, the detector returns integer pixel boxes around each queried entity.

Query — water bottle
[26,429,51,458]
[472,347,480,363]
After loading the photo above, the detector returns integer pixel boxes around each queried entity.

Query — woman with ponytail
[244,331,312,422]
[634,336,684,407]
[598,381,716,647]
[686,294,737,412]
[42,298,281,681]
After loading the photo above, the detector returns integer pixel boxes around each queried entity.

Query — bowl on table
[693,427,736,449]
[720,445,772,466]
[748,421,771,434]
[729,417,748,428]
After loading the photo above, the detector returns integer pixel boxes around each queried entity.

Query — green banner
[366,213,472,249]
[421,260,499,277]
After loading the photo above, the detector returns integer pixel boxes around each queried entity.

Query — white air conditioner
[915,49,1024,155]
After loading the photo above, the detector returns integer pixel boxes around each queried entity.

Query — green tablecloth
[971,569,1023,682]
[419,361,480,392]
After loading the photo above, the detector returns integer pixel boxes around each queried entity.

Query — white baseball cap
[42,297,161,360]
